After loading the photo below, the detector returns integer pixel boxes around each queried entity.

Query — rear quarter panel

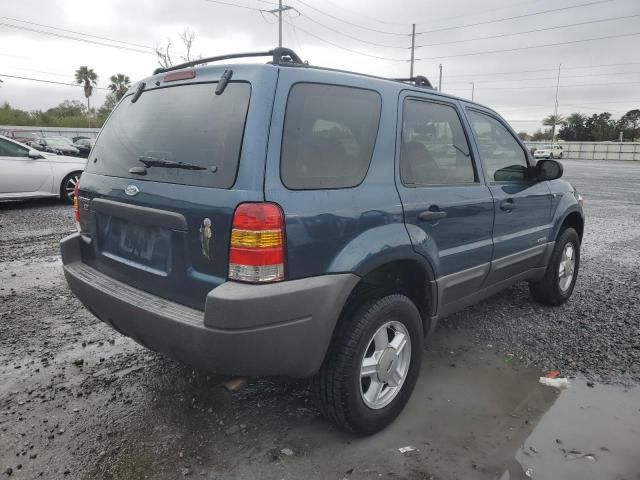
[263,68,417,280]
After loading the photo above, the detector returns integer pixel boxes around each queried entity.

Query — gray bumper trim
[61,233,359,378]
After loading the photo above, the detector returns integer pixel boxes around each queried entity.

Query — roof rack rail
[391,75,435,90]
[152,47,303,75]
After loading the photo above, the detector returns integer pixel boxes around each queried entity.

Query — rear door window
[281,83,381,189]
[400,99,476,186]
[87,82,251,189]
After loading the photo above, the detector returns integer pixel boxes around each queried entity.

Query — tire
[60,171,81,204]
[312,292,423,435]
[529,227,580,305]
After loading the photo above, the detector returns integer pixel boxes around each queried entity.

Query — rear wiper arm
[138,156,206,171]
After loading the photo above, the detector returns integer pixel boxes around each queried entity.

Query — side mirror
[536,159,563,181]
[28,149,44,159]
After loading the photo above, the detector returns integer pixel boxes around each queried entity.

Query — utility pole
[469,82,475,101]
[268,0,293,48]
[438,64,443,92]
[551,63,562,142]
[409,24,416,78]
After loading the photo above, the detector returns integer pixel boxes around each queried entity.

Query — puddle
[509,381,640,480]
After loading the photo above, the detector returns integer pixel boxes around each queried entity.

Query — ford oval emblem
[125,185,140,196]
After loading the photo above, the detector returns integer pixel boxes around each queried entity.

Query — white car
[533,144,563,159]
[0,135,86,203]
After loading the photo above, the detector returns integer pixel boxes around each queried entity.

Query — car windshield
[46,138,73,147]
[15,132,38,140]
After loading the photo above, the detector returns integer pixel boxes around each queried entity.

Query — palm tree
[108,73,131,101]
[74,66,98,112]
[543,114,565,142]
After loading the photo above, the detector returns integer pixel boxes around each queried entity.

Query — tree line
[0,29,199,130]
[518,110,640,142]
[0,67,130,128]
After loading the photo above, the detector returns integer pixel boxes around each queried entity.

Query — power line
[3,65,73,79]
[0,15,155,50]
[289,0,408,36]
[415,31,640,61]
[296,12,408,49]
[445,62,640,78]
[415,0,614,35]
[320,0,408,26]
[203,0,265,11]
[0,22,153,55]
[446,80,640,91]
[283,18,406,61]
[447,71,640,86]
[414,14,640,48]
[0,73,110,90]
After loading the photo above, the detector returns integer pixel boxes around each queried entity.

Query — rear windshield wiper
[138,156,206,171]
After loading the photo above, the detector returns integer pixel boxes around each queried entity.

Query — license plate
[100,216,171,272]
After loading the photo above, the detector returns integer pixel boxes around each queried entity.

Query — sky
[0,0,639,133]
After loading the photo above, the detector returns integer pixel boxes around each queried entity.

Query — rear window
[87,82,251,188]
[281,83,381,190]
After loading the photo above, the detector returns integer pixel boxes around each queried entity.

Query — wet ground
[1,160,639,480]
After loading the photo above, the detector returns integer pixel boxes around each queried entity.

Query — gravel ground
[1,160,639,479]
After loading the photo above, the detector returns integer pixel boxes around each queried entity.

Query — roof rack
[152,47,436,92]
[391,75,435,90]
[152,47,303,75]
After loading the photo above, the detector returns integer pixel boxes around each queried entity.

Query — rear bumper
[61,233,358,378]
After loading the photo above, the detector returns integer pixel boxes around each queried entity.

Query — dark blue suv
[61,48,584,435]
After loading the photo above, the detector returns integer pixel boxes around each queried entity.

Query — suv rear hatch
[76,66,277,310]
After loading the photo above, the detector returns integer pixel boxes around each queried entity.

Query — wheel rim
[359,321,411,410]
[65,174,80,201]
[558,242,576,292]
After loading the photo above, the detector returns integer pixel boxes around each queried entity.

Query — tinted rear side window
[281,83,381,190]
[87,82,251,189]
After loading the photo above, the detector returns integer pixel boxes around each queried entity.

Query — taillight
[229,203,285,283]
[73,181,80,231]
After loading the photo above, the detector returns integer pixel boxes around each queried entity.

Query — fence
[525,142,640,161]
[0,125,101,140]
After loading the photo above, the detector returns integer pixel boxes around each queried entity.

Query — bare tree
[155,39,174,69]
[155,28,198,69]
[179,28,196,62]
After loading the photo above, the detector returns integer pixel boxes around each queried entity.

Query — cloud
[1,0,638,131]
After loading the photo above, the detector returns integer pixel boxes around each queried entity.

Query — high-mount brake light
[228,203,285,283]
[163,70,196,82]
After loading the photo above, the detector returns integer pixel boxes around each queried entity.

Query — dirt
[1,161,639,480]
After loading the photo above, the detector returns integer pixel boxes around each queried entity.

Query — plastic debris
[544,369,561,379]
[539,377,570,389]
[525,467,534,478]
[398,446,418,454]
[223,377,248,392]
[280,448,294,456]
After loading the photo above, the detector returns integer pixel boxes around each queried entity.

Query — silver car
[0,135,86,203]
[534,144,564,159]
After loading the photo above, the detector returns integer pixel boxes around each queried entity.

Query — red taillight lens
[73,181,80,229]
[229,203,285,283]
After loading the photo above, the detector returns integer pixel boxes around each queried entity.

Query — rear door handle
[419,210,447,221]
[500,199,516,211]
